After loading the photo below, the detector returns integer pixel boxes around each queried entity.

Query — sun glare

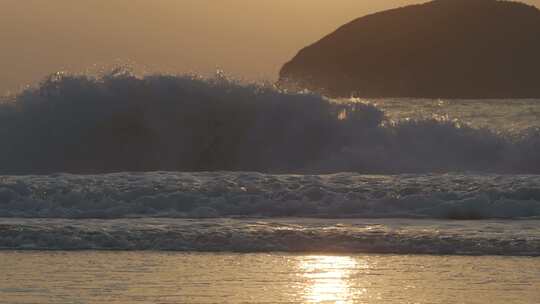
[299,255,366,303]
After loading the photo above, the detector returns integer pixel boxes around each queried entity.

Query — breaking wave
[1,172,539,219]
[1,71,539,174]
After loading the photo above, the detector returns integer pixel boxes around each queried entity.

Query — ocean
[1,75,539,303]
[1,252,539,304]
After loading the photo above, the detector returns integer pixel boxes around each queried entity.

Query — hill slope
[279,0,540,98]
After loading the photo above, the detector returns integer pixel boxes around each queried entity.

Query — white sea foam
[0,172,539,219]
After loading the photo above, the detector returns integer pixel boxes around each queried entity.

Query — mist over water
[1,71,539,175]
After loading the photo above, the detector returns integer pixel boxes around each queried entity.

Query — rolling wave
[1,218,538,256]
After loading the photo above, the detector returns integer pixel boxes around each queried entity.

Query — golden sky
[1,0,539,93]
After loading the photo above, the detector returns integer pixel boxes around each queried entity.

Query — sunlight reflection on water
[299,256,367,303]
[1,252,539,304]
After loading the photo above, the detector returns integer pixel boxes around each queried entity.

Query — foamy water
[1,172,539,219]
[348,98,540,132]
[1,171,539,255]
[1,218,538,255]
[1,73,539,303]
[1,252,538,304]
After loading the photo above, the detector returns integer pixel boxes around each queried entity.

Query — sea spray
[1,71,539,174]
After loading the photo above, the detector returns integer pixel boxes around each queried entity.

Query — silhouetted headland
[279,0,540,98]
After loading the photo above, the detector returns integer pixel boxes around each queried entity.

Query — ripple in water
[1,252,538,304]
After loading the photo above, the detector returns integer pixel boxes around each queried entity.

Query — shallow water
[0,252,538,304]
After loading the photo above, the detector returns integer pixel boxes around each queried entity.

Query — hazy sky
[1,0,539,93]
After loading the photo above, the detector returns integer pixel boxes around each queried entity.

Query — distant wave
[1,71,539,174]
[1,172,540,219]
[1,218,538,256]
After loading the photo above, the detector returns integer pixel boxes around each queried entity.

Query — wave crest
[0,71,539,174]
